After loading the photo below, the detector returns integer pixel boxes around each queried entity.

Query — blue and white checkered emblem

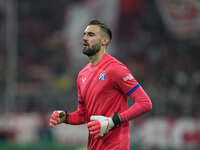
[99,72,106,81]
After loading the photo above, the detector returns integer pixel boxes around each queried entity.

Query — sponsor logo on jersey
[99,71,106,81]
[82,77,86,83]
[123,74,133,81]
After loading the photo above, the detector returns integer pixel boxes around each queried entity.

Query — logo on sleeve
[99,71,106,81]
[123,74,133,81]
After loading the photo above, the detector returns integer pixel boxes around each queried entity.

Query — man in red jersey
[49,20,152,150]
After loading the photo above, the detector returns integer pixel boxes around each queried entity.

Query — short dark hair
[88,20,112,41]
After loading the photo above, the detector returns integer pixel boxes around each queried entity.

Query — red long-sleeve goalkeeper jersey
[67,53,152,150]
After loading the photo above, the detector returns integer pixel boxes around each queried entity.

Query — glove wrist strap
[112,112,122,126]
[62,111,68,124]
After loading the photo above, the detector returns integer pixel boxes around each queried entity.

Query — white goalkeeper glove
[87,112,122,138]
[49,110,67,128]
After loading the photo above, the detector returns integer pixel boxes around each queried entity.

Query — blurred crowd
[0,0,200,118]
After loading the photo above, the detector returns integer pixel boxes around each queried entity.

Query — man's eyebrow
[83,31,95,35]
[88,32,95,34]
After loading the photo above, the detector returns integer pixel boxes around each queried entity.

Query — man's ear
[102,37,110,46]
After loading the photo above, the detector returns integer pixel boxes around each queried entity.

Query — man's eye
[88,33,94,36]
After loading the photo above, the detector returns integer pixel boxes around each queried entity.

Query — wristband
[59,111,68,123]
[112,112,122,126]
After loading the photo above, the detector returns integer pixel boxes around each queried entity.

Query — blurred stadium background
[0,0,200,149]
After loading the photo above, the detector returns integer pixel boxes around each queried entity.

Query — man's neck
[89,48,106,65]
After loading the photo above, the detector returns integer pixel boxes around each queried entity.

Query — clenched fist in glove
[49,110,67,127]
[87,112,122,138]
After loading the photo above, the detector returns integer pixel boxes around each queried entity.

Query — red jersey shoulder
[105,57,130,75]
[106,58,135,83]
[105,53,123,64]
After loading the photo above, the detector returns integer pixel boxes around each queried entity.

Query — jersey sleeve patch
[123,74,134,81]
[126,83,140,96]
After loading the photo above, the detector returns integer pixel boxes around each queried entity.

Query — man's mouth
[83,43,89,47]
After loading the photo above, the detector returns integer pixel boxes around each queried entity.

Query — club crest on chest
[99,71,106,81]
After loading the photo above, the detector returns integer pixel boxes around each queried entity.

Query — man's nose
[82,34,88,41]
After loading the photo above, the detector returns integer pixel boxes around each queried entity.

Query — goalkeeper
[49,20,152,150]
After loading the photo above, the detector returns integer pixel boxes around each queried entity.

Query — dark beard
[82,44,101,56]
